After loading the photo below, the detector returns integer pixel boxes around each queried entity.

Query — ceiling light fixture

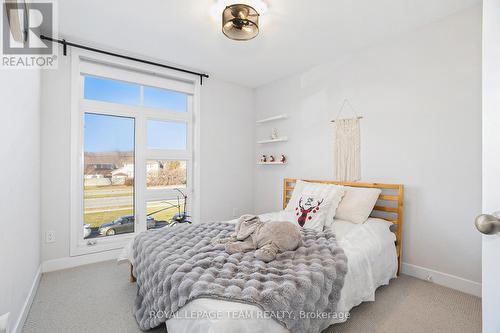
[222,3,260,41]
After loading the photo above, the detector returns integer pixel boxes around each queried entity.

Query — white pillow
[285,180,307,212]
[290,183,345,232]
[333,186,381,224]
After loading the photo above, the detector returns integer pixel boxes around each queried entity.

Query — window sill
[71,233,135,257]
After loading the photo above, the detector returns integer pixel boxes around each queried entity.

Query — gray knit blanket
[132,222,348,333]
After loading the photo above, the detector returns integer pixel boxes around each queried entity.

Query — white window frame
[70,49,201,256]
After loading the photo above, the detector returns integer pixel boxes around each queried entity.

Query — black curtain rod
[40,35,209,85]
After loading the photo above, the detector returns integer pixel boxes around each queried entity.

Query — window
[146,199,186,230]
[146,160,187,189]
[84,76,140,105]
[147,120,187,150]
[143,86,187,112]
[83,114,135,239]
[71,51,198,256]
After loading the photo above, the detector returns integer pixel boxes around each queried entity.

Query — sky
[84,76,187,153]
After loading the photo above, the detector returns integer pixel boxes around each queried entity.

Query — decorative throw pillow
[292,183,345,231]
[334,186,382,224]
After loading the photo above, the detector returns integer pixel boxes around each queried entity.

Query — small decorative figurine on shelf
[269,155,275,162]
[260,155,267,163]
[271,128,279,140]
[280,155,286,163]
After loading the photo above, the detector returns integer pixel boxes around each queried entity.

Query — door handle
[475,214,500,235]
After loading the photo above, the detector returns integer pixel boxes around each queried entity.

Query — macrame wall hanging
[331,99,363,182]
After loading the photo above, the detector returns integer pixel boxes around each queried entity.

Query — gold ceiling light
[222,4,259,41]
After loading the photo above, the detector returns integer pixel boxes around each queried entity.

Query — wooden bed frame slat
[378,195,399,201]
[130,264,136,283]
[283,178,404,275]
[289,194,397,202]
[373,205,399,213]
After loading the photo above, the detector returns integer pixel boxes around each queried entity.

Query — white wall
[254,6,482,285]
[0,69,42,332]
[40,51,255,261]
[199,79,255,222]
[40,53,72,262]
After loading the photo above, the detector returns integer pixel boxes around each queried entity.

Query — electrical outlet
[46,230,56,243]
[232,208,239,217]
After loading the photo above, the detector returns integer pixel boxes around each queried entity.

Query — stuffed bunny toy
[217,215,303,262]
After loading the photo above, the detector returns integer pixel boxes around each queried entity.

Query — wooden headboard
[283,178,404,275]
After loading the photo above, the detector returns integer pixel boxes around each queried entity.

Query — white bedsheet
[119,211,397,333]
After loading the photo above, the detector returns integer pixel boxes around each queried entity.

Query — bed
[120,178,404,333]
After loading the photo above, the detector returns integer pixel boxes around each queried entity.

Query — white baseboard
[13,265,41,333]
[42,249,122,273]
[402,262,481,297]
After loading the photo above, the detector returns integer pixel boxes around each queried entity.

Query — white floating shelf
[257,162,287,165]
[257,137,288,144]
[256,114,288,124]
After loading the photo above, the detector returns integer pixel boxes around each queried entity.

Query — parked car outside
[98,215,156,236]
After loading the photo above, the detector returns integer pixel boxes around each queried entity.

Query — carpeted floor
[23,261,481,333]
